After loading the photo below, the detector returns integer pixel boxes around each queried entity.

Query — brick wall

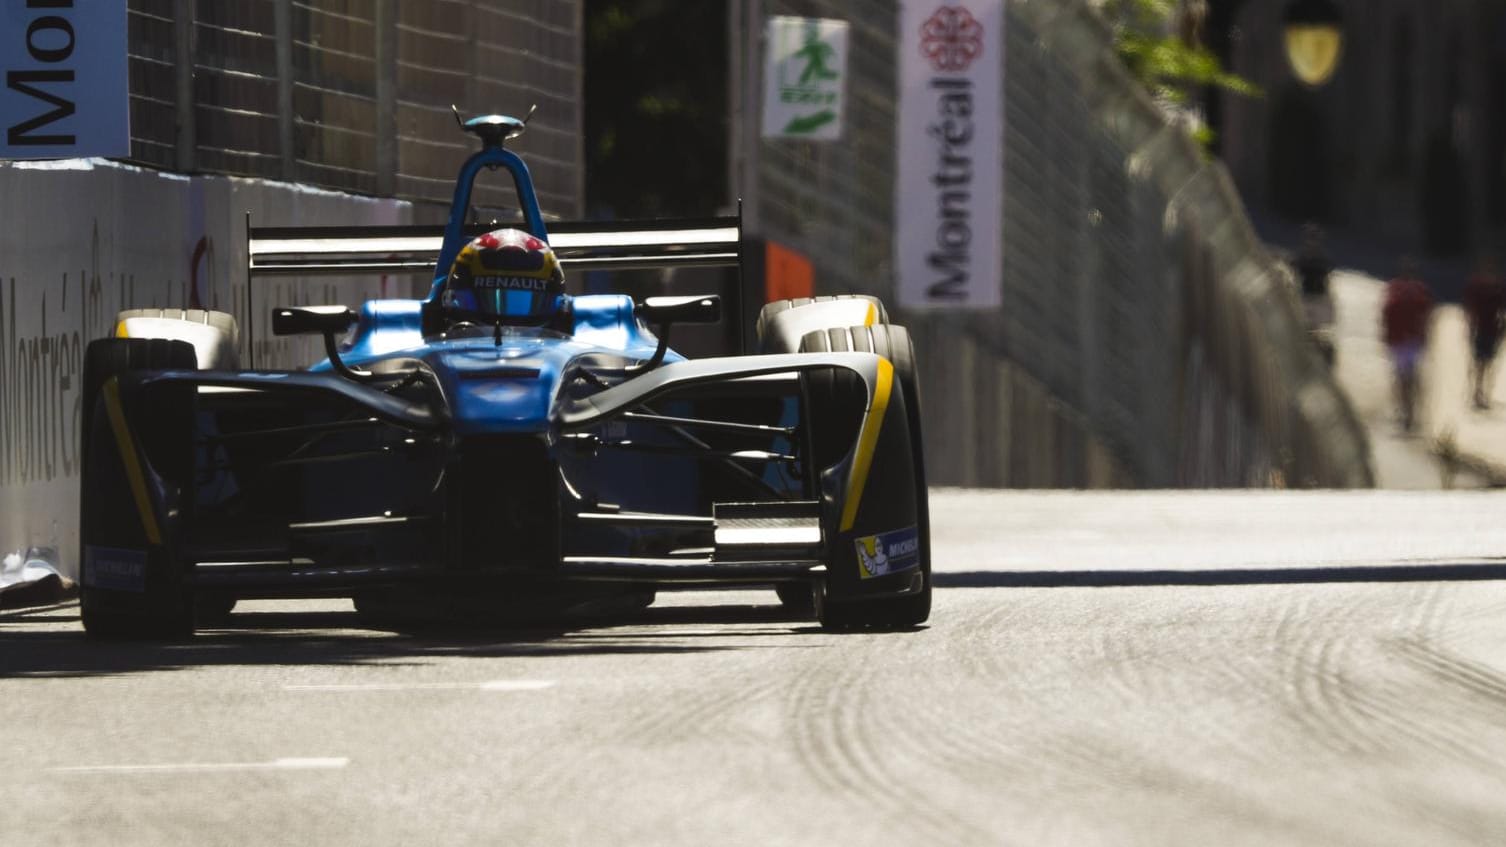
[125,0,583,218]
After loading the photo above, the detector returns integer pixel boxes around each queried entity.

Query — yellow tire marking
[840,357,893,532]
[864,303,877,326]
[115,320,130,338]
[101,377,163,545]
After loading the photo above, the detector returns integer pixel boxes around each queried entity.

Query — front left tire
[79,338,199,640]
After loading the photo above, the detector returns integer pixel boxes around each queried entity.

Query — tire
[760,297,888,614]
[774,582,816,615]
[79,338,198,640]
[80,600,193,640]
[196,594,238,623]
[755,295,889,348]
[116,307,239,337]
[352,591,410,630]
[80,337,199,461]
[114,308,240,370]
[800,324,931,630]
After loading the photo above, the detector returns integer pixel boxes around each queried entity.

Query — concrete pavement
[7,490,1506,846]
[1330,271,1506,488]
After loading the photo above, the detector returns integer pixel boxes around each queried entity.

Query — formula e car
[78,112,930,637]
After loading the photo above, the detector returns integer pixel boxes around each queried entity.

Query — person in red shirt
[1382,258,1434,432]
[1461,253,1505,409]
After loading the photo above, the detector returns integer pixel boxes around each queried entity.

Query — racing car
[78,111,930,637]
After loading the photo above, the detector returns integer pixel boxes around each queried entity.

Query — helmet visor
[472,276,555,318]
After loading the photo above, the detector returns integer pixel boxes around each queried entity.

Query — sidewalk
[1330,270,1506,489]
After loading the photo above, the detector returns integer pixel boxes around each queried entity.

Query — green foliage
[1106,0,1262,106]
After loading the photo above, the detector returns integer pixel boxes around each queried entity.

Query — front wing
[84,352,922,601]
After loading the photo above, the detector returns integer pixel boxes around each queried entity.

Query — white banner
[895,1,1003,309]
[1,0,129,159]
[763,16,848,140]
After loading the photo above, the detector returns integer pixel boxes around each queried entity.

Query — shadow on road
[0,601,814,679]
[934,560,1506,589]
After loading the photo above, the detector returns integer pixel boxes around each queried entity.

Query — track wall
[748,0,1373,489]
[0,159,412,577]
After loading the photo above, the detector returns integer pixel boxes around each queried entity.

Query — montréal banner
[1,0,129,159]
[895,1,1003,309]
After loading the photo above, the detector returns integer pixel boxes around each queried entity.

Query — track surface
[6,490,1506,846]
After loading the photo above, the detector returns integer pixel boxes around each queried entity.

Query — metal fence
[124,0,583,218]
[748,0,1372,488]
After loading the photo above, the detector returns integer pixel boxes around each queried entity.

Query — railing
[750,0,1372,488]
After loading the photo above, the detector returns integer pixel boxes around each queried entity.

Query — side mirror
[637,295,721,326]
[629,295,722,374]
[271,305,371,382]
[272,305,358,337]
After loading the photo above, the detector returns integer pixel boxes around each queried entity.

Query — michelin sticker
[854,526,920,579]
[83,546,147,592]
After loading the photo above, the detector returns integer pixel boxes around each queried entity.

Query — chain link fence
[124,0,583,218]
[751,0,1372,488]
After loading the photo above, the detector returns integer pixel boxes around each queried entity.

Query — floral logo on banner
[920,6,985,72]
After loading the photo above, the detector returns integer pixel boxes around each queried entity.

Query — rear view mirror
[272,305,357,337]
[637,295,721,326]
[629,295,723,373]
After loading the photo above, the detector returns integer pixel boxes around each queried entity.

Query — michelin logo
[82,546,147,592]
[854,525,920,579]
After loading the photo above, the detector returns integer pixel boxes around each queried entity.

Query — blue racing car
[78,112,929,637]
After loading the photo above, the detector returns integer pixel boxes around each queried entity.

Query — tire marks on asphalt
[1392,638,1506,733]
[626,666,786,747]
[1273,584,1506,772]
[925,587,1359,845]
[1280,600,1380,757]
[932,580,1506,844]
[785,637,996,845]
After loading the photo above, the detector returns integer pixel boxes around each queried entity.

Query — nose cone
[435,338,584,435]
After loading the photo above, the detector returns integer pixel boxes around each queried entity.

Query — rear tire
[774,583,816,615]
[115,307,239,338]
[79,338,199,641]
[755,295,889,347]
[81,599,194,640]
[114,308,240,369]
[196,594,238,623]
[800,324,931,631]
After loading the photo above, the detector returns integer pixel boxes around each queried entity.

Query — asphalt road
[6,490,1506,846]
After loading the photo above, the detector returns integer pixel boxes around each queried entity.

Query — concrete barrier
[0,158,412,577]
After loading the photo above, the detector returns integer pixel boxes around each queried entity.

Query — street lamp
[1283,0,1344,86]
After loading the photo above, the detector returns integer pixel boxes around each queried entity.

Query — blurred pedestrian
[1382,257,1434,433]
[1295,223,1335,365]
[1461,253,1505,409]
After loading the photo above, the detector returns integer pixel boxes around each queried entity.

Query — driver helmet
[443,228,564,320]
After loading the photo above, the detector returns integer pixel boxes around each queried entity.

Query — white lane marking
[282,680,556,692]
[479,680,556,692]
[50,758,348,775]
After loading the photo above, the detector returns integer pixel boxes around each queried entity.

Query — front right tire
[800,323,931,631]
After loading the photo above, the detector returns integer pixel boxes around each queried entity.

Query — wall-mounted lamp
[1284,0,1344,86]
